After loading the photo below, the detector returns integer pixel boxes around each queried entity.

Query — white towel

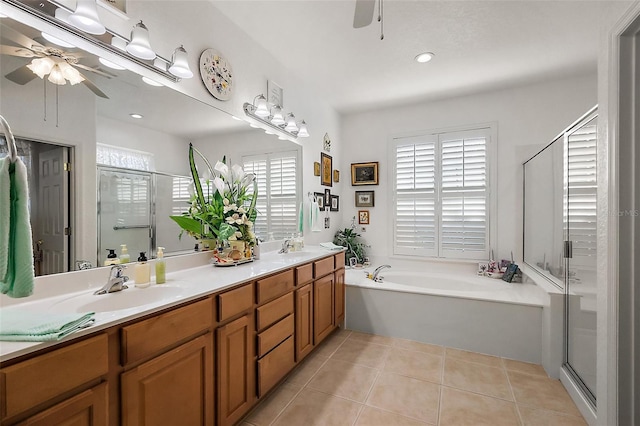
[0,157,9,280]
[310,200,322,232]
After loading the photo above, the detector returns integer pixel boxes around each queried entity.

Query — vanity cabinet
[295,283,314,361]
[334,267,345,325]
[314,273,335,345]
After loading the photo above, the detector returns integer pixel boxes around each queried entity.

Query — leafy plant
[333,227,367,264]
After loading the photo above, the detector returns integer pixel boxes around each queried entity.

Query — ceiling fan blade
[0,22,44,51]
[5,65,38,85]
[79,74,109,99]
[0,45,37,58]
[353,0,375,28]
[74,63,116,78]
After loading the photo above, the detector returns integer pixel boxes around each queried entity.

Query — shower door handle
[563,240,573,259]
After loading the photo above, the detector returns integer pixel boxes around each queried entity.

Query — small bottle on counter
[155,247,166,284]
[119,244,130,264]
[104,249,121,266]
[135,252,150,288]
[253,239,260,260]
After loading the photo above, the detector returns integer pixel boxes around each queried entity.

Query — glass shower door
[564,112,598,404]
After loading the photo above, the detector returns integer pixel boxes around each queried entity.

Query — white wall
[340,72,597,262]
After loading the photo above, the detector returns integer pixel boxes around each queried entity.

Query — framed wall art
[351,162,379,185]
[333,170,340,182]
[321,153,333,187]
[314,192,325,209]
[314,162,321,176]
[324,188,331,207]
[267,80,283,107]
[355,191,375,207]
[358,210,370,225]
[330,195,339,212]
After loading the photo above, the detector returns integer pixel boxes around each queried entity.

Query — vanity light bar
[243,102,310,140]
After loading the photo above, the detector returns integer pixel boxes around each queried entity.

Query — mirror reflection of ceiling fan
[1,22,113,98]
[353,0,384,40]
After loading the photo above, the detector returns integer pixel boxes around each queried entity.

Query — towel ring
[0,115,18,163]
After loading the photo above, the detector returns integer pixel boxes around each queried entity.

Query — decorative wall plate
[199,48,233,101]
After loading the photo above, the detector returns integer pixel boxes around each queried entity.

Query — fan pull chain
[379,0,384,40]
[43,78,47,122]
[55,84,59,128]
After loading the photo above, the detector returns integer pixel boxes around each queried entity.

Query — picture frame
[98,0,127,15]
[330,195,339,212]
[351,162,379,186]
[267,80,283,108]
[355,191,375,207]
[333,170,340,182]
[324,188,331,207]
[358,210,370,225]
[321,153,333,187]
[314,192,325,209]
[314,162,321,176]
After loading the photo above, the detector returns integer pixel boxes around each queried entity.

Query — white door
[38,147,69,275]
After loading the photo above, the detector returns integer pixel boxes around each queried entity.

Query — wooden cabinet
[257,337,295,397]
[314,274,335,345]
[217,314,255,426]
[16,383,108,426]
[120,334,213,426]
[334,268,345,326]
[295,283,314,361]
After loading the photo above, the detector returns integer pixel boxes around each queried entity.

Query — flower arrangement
[170,144,258,247]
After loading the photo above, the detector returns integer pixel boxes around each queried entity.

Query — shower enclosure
[523,106,598,407]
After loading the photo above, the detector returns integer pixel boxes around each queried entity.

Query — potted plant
[333,226,367,264]
[170,144,258,255]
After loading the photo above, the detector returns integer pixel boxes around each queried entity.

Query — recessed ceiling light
[41,32,75,48]
[141,76,163,86]
[415,52,434,63]
[130,113,143,119]
[98,57,126,70]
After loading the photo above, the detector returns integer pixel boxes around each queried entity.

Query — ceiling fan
[0,22,112,98]
[353,0,384,40]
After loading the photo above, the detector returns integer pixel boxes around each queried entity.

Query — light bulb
[168,45,193,78]
[47,64,66,85]
[58,62,84,85]
[126,21,155,60]
[270,106,285,125]
[254,95,270,118]
[415,52,434,63]
[284,113,298,133]
[98,57,126,70]
[68,0,105,35]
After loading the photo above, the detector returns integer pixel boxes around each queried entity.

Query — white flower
[235,218,243,225]
[223,198,229,206]
[225,213,240,224]
[231,164,245,183]
[238,207,246,214]
[214,161,230,180]
[240,173,254,189]
[212,177,225,195]
[235,231,242,238]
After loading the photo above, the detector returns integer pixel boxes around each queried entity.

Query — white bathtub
[345,264,549,364]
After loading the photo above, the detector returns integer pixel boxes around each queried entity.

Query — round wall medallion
[199,48,233,101]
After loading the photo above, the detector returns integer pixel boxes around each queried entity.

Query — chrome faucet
[278,239,292,254]
[371,265,391,282]
[94,265,129,295]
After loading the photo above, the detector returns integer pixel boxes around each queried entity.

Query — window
[243,150,300,241]
[392,127,492,259]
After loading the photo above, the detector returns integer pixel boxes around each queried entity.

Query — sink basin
[49,285,190,313]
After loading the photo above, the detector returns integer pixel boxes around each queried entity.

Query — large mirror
[0,9,301,275]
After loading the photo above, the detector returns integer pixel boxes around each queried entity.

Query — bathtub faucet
[371,265,391,282]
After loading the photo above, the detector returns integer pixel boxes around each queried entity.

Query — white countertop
[0,247,343,363]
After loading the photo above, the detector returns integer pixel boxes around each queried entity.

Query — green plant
[333,227,367,264]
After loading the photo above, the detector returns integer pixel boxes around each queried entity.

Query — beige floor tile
[273,388,362,426]
[307,359,379,402]
[331,339,391,368]
[503,358,548,377]
[443,358,513,400]
[355,406,430,425]
[383,347,443,383]
[285,352,328,387]
[445,347,504,368]
[393,338,444,356]
[244,383,300,426]
[314,332,349,357]
[508,371,582,417]
[518,404,587,426]
[365,372,440,424]
[439,387,520,426]
[349,331,398,346]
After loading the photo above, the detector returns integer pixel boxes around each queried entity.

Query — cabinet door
[217,314,255,426]
[334,268,345,326]
[121,334,213,426]
[314,274,335,345]
[17,383,107,426]
[295,283,314,361]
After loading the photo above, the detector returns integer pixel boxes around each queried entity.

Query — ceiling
[212,0,604,113]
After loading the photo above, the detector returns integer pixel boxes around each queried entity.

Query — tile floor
[241,329,587,426]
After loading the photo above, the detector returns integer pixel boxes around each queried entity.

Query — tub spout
[372,264,391,282]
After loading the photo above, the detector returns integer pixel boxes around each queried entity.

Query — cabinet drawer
[334,253,345,269]
[314,256,335,278]
[256,292,294,331]
[256,270,294,304]
[122,298,213,365]
[257,336,295,397]
[257,315,294,357]
[218,283,254,322]
[295,263,313,286]
[1,334,108,420]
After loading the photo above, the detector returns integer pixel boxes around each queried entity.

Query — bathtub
[345,263,549,364]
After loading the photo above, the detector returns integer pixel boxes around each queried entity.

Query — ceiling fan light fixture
[284,113,298,133]
[270,105,285,125]
[168,45,193,79]
[58,61,84,85]
[41,32,75,48]
[126,21,156,60]
[68,0,106,35]
[415,52,434,63]
[27,57,55,79]
[47,64,67,85]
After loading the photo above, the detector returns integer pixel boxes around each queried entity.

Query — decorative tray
[213,257,255,267]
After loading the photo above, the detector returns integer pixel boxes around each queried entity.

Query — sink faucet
[278,239,292,254]
[371,265,391,282]
[94,265,129,295]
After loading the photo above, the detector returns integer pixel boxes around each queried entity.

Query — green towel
[0,309,95,341]
[0,157,34,298]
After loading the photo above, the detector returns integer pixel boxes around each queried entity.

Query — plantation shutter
[440,130,489,258]
[171,176,191,215]
[565,119,597,260]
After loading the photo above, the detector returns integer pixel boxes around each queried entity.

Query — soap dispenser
[104,249,121,266]
[119,244,130,264]
[135,252,150,288]
[155,247,166,284]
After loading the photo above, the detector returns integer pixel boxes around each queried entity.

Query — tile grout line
[503,361,525,426]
